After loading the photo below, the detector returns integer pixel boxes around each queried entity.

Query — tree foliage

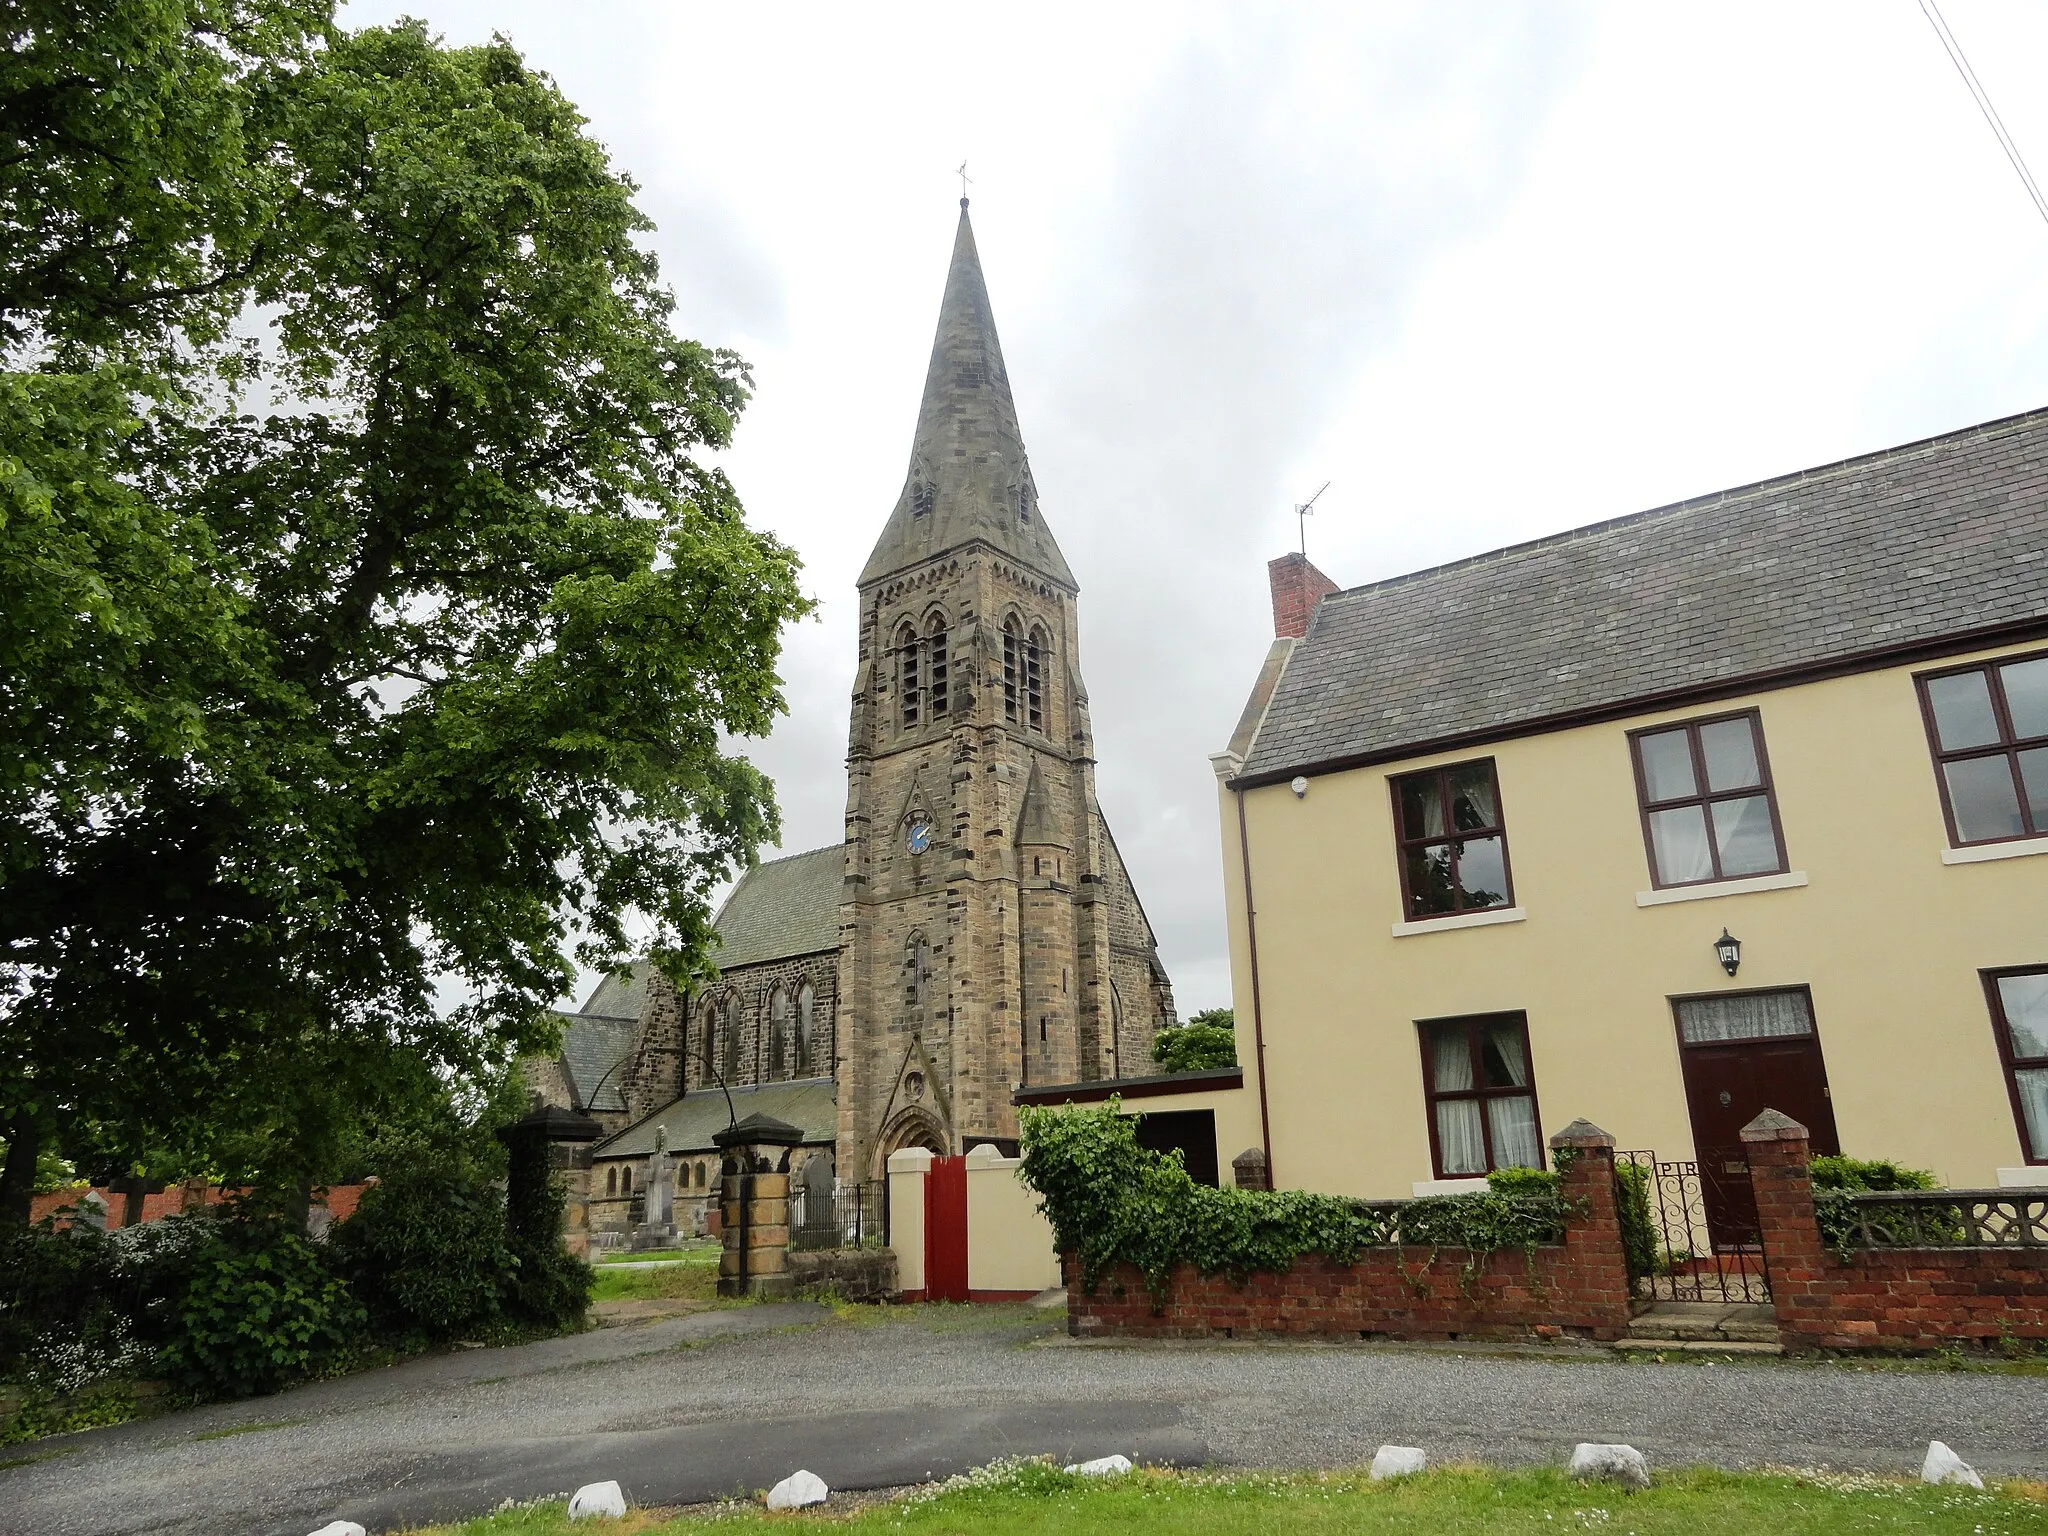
[1,7,809,1214]
[1150,1007,1237,1074]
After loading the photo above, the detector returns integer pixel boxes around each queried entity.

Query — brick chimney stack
[1268,552,1338,639]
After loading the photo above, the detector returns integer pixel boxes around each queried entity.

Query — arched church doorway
[873,1106,948,1179]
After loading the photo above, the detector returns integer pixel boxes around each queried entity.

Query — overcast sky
[344,1,2048,1015]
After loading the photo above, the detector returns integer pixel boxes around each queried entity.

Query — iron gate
[1616,1150,1770,1303]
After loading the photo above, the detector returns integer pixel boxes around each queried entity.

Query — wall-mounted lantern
[1290,776,1309,799]
[1714,928,1742,977]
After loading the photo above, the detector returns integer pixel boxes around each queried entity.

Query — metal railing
[790,1180,887,1250]
[1820,1189,2048,1249]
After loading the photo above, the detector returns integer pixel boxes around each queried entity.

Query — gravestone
[635,1126,676,1249]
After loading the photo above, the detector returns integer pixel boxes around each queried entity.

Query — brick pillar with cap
[1549,1118,1634,1339]
[1743,1108,1826,1349]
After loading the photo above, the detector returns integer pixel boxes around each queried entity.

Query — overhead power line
[1916,0,2048,230]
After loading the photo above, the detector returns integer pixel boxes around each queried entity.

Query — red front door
[923,1155,968,1302]
[1679,1034,1840,1247]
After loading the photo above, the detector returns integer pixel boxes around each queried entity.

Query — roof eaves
[1228,608,2048,790]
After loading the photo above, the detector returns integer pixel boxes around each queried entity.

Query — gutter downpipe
[1235,785,1275,1186]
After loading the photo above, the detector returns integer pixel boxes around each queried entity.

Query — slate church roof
[710,844,844,970]
[1239,405,2048,783]
[858,201,1076,591]
[551,967,647,1114]
[593,1078,838,1159]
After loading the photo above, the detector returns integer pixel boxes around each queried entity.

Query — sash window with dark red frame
[1917,651,2048,847]
[1986,966,2048,1165]
[1417,1012,1543,1178]
[1628,710,1788,888]
[1390,759,1514,920]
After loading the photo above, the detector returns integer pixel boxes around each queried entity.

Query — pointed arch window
[769,987,790,1082]
[907,931,932,1006]
[898,621,922,727]
[926,614,949,717]
[797,982,816,1076]
[1026,625,1046,731]
[699,1000,719,1085]
[606,1167,617,1197]
[721,994,741,1083]
[1003,618,1045,731]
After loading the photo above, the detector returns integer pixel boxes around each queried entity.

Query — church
[530,201,1180,1234]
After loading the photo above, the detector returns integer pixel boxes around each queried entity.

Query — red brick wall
[1065,1140,1633,1343]
[1747,1115,2048,1351]
[27,1180,375,1231]
[1267,553,1338,640]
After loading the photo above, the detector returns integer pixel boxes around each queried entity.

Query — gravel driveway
[4,1301,2046,1536]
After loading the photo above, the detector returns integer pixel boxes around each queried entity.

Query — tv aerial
[1295,481,1331,558]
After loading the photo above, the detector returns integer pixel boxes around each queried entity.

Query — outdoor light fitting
[1714,928,1742,977]
[1290,776,1309,799]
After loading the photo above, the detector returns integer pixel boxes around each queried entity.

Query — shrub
[155,1209,364,1399]
[1808,1155,1953,1252]
[327,1165,511,1342]
[1611,1160,1658,1281]
[0,1221,128,1386]
[1808,1155,1938,1192]
[1018,1101,1567,1304]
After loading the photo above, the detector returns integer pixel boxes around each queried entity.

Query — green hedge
[1017,1101,1568,1303]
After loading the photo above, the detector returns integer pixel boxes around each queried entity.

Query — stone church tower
[835,201,1177,1179]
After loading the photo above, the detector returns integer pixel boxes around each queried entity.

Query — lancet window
[769,987,790,1081]
[1004,618,1044,731]
[796,982,816,1076]
[898,621,921,727]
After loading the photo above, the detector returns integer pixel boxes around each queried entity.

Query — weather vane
[957,161,972,202]
[1295,481,1330,558]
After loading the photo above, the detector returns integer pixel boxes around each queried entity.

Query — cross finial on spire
[957,160,972,207]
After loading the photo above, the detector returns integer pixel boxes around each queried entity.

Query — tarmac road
[4,1301,2047,1535]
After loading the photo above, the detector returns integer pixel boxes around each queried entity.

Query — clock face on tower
[906,818,931,855]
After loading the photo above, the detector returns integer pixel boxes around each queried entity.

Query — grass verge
[405,1459,2048,1535]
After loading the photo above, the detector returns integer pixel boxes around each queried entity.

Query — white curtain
[2015,1068,2048,1162]
[1999,973,2048,1059]
[1675,989,1813,1045]
[1483,1023,1540,1168]
[1429,1026,1484,1174]
[1650,806,1714,884]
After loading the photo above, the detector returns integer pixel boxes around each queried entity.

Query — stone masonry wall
[1065,1129,1632,1343]
[1746,1112,2048,1352]
[682,952,838,1094]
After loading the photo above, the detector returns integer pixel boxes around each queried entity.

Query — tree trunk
[0,1112,41,1227]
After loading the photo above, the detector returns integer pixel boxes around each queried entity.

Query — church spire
[859,202,1076,591]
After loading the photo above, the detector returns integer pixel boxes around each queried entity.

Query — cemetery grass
[411,1463,2048,1535]
[588,1251,721,1305]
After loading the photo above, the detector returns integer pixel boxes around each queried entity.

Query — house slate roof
[711,844,843,971]
[1239,405,2048,781]
[592,1078,838,1159]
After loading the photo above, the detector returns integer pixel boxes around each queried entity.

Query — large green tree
[0,9,808,1218]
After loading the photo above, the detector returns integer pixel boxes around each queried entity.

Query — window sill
[1634,871,1808,907]
[1390,906,1525,938]
[1942,836,2048,866]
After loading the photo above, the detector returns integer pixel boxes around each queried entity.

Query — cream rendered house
[1212,407,2048,1247]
